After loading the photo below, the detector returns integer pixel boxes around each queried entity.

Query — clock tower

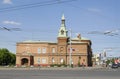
[57,14,68,64]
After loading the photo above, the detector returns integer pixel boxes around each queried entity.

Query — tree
[9,53,16,65]
[106,60,110,65]
[0,48,16,66]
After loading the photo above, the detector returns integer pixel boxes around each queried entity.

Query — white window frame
[37,48,41,54]
[37,58,40,64]
[52,57,55,63]
[42,48,46,53]
[41,58,46,64]
[60,58,64,63]
[52,47,55,53]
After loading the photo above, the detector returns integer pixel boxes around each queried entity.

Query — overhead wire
[0,0,77,12]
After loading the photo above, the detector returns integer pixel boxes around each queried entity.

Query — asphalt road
[0,68,120,79]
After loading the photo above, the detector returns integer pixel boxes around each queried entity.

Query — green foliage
[50,64,54,67]
[0,48,16,66]
[62,60,66,65]
[50,64,58,67]
[106,58,115,65]
[50,64,67,67]
[111,58,115,64]
[106,60,110,65]
[57,64,62,67]
[78,60,81,67]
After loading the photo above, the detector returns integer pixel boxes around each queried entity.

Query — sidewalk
[0,66,105,70]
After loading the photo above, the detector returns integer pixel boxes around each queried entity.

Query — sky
[0,0,120,57]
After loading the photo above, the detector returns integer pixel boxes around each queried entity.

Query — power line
[65,2,119,24]
[0,0,77,12]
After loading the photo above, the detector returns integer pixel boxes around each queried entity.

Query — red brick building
[16,15,92,67]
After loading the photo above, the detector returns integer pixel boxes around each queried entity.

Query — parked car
[111,64,118,68]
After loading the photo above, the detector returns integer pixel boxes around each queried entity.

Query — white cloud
[3,20,21,25]
[87,8,101,13]
[3,0,12,4]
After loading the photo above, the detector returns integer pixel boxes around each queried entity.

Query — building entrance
[21,58,28,66]
[30,56,34,65]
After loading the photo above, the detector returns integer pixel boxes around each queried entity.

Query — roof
[17,40,57,44]
[72,37,90,40]
[81,37,90,40]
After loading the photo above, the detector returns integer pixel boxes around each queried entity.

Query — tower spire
[58,14,68,37]
[61,14,65,20]
[61,14,66,27]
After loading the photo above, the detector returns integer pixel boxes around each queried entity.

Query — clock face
[61,30,64,35]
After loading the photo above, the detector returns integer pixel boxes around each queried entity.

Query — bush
[50,64,58,67]
[78,60,81,67]
[50,64,67,67]
[57,64,62,67]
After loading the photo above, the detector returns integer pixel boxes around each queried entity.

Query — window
[52,48,55,53]
[60,58,64,63]
[42,58,46,64]
[42,48,46,53]
[52,57,55,63]
[38,48,41,54]
[37,58,40,64]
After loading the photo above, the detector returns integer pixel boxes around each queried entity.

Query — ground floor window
[52,57,55,63]
[60,58,64,63]
[37,58,40,64]
[41,58,46,64]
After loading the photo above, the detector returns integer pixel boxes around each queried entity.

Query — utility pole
[69,29,72,67]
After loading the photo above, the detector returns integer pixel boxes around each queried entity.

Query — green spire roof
[58,14,68,37]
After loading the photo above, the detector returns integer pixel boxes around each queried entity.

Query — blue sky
[0,0,120,57]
